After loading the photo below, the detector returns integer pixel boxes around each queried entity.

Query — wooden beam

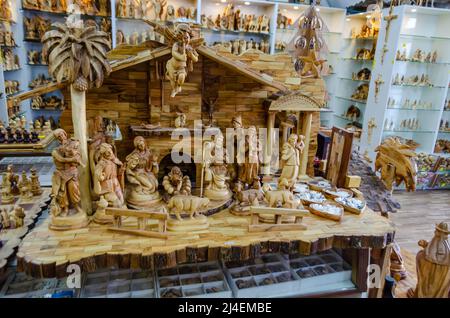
[250,206,309,217]
[108,227,169,239]
[197,46,289,92]
[105,207,168,220]
[248,223,307,232]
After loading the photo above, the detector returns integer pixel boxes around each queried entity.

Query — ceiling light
[244,1,250,5]
[411,8,417,12]
[221,0,226,3]
[316,8,320,12]
[366,15,371,18]
[294,6,299,10]
[359,12,363,15]
[346,18,350,21]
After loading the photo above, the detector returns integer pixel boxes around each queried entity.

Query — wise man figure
[94,143,125,208]
[279,133,303,189]
[51,128,84,216]
[238,126,261,189]
[408,222,450,298]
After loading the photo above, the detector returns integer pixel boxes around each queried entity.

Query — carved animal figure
[234,182,264,206]
[375,137,418,192]
[264,189,299,209]
[167,195,210,220]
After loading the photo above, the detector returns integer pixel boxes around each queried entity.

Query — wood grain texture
[17,200,395,278]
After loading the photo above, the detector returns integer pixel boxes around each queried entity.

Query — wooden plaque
[326,127,354,188]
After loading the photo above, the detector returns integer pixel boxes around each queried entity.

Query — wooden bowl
[324,188,354,200]
[297,191,327,206]
[309,201,344,222]
[307,179,332,192]
[334,197,366,215]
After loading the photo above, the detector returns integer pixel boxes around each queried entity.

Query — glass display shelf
[383,130,435,133]
[438,130,450,133]
[26,64,48,67]
[342,37,377,41]
[0,44,19,48]
[335,96,367,105]
[333,114,362,123]
[400,34,450,41]
[21,7,110,18]
[338,77,370,83]
[3,68,22,72]
[391,84,445,89]
[340,57,374,63]
[386,107,441,112]
[395,59,450,66]
[201,27,270,37]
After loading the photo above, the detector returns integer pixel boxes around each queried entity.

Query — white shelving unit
[360,5,450,162]
[328,12,378,139]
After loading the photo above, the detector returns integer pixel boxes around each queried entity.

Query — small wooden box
[345,175,361,188]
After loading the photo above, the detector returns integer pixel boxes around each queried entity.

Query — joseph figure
[51,129,83,216]
[279,133,302,189]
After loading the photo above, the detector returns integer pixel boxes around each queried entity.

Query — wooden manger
[105,207,169,239]
[248,206,309,232]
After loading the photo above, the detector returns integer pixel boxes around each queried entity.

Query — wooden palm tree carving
[42,22,112,91]
[42,15,112,215]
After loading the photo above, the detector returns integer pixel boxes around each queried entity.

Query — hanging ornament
[295,36,307,49]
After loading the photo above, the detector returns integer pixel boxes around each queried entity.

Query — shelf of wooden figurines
[0,164,51,275]
[21,0,111,17]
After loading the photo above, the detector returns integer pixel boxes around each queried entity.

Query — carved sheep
[167,195,210,220]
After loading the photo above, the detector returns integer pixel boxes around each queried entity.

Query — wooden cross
[374,74,385,103]
[367,117,377,146]
[381,2,398,65]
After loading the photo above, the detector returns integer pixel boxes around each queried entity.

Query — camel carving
[374,137,418,192]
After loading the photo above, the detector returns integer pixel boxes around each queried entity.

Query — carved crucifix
[374,74,385,103]
[380,2,398,65]
[367,117,377,146]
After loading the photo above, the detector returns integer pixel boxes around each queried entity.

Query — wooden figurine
[162,166,192,198]
[201,134,233,201]
[166,195,210,232]
[1,171,14,204]
[374,137,417,192]
[238,126,261,188]
[232,181,264,214]
[174,112,186,128]
[279,134,303,189]
[0,208,11,229]
[124,136,160,208]
[144,21,201,97]
[5,164,19,195]
[30,168,43,196]
[11,205,25,228]
[18,171,33,200]
[408,222,450,298]
[43,12,112,215]
[49,129,89,230]
[93,143,125,209]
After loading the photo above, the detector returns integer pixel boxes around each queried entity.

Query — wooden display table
[17,203,395,296]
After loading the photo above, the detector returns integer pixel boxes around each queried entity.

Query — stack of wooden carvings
[22,0,110,16]
[0,164,51,276]
[116,0,195,21]
[31,95,64,110]
[4,80,20,97]
[0,26,16,47]
[200,4,270,35]
[0,116,55,149]
[24,16,51,41]
[1,48,20,71]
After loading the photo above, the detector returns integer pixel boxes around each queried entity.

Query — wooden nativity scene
[5,10,409,296]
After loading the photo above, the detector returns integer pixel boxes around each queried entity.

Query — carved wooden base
[204,188,232,201]
[229,204,252,216]
[0,195,14,204]
[167,215,210,232]
[258,214,296,224]
[126,192,161,210]
[49,212,89,230]
[93,210,114,225]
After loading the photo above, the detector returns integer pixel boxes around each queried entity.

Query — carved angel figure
[144,21,202,97]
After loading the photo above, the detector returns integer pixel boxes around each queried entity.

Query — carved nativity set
[0,4,448,299]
